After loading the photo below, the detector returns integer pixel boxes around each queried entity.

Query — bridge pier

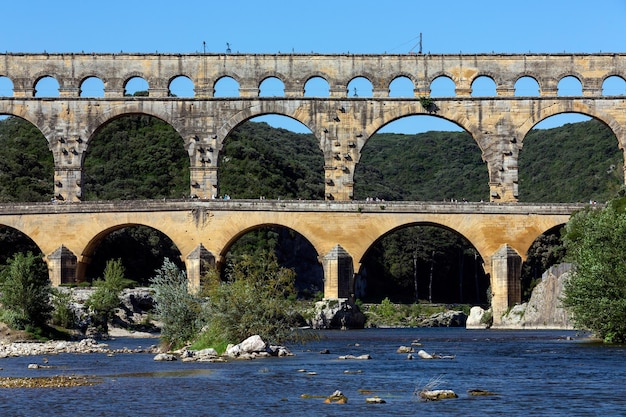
[185,244,215,293]
[321,245,353,299]
[490,244,522,326]
[47,245,78,286]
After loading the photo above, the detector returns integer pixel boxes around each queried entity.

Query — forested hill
[0,115,622,203]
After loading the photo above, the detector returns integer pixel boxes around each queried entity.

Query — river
[0,328,624,416]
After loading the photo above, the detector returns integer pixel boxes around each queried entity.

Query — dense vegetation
[561,197,626,343]
[0,115,622,304]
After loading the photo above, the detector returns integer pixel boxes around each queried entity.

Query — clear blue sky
[2,0,625,133]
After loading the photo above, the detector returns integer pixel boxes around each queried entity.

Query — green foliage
[219,122,324,199]
[519,119,623,203]
[83,115,189,200]
[50,288,77,329]
[150,259,204,349]
[202,250,299,345]
[562,199,626,343]
[0,252,52,330]
[0,116,53,202]
[86,259,135,333]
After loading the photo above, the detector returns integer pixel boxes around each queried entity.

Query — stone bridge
[1,53,626,202]
[0,200,581,324]
[0,52,623,323]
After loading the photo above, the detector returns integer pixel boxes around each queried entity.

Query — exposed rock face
[308,298,366,329]
[497,263,574,329]
[466,306,491,329]
[420,310,467,327]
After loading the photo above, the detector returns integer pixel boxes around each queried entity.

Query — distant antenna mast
[409,33,423,54]
[226,43,232,54]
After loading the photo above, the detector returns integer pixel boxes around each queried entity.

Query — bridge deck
[0,199,590,215]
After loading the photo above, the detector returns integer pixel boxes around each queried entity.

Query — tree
[202,250,298,346]
[562,198,626,343]
[86,259,134,334]
[150,259,204,349]
[0,252,52,330]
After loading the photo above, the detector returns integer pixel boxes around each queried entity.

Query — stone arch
[471,75,497,97]
[33,75,60,97]
[76,222,187,283]
[79,76,105,97]
[602,75,626,96]
[216,106,318,149]
[346,76,374,97]
[514,75,541,96]
[303,74,331,97]
[216,223,324,296]
[259,75,285,97]
[168,75,195,97]
[557,74,583,96]
[429,74,456,97]
[388,75,415,97]
[214,75,241,97]
[122,73,149,96]
[356,221,490,303]
[0,76,14,96]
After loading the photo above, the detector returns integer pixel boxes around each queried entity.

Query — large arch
[357,222,489,305]
[83,113,189,200]
[218,224,324,298]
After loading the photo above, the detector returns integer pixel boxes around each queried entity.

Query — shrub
[50,288,77,329]
[150,259,204,349]
[86,259,134,333]
[0,252,51,330]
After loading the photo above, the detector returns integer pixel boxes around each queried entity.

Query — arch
[0,76,14,96]
[388,76,415,97]
[304,76,330,97]
[0,115,54,202]
[79,76,105,97]
[602,75,626,96]
[355,115,487,201]
[0,224,44,266]
[168,75,195,97]
[519,115,622,203]
[347,76,373,97]
[218,114,324,199]
[83,113,190,200]
[78,223,185,285]
[34,76,60,97]
[471,75,497,97]
[514,76,540,97]
[557,75,583,96]
[259,76,285,97]
[214,75,240,97]
[124,76,149,96]
[356,221,489,303]
[220,224,324,298]
[430,75,456,97]
[520,223,566,300]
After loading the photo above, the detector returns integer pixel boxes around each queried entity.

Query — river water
[0,328,625,416]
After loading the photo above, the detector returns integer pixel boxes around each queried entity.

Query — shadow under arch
[0,224,44,266]
[521,224,567,301]
[78,223,185,286]
[218,115,324,200]
[519,115,623,203]
[357,222,489,305]
[354,114,488,202]
[83,113,190,200]
[218,224,324,299]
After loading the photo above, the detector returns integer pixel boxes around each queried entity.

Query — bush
[86,259,134,333]
[150,259,204,349]
[200,251,299,346]
[562,199,626,343]
[0,252,51,330]
[50,288,77,329]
